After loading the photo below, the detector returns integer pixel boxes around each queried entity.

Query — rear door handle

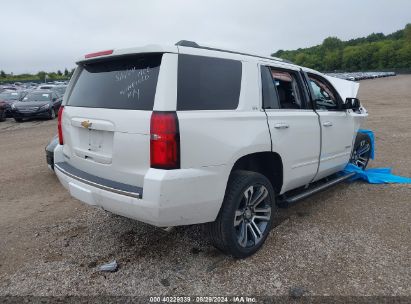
[322,121,333,127]
[274,123,289,129]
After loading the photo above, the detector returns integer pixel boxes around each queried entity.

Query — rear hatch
[61,53,163,187]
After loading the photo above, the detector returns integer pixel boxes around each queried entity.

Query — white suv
[54,41,370,257]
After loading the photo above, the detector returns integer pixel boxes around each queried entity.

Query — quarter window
[177,55,242,110]
[261,66,279,109]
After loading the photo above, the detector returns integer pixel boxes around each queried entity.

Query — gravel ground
[0,75,410,297]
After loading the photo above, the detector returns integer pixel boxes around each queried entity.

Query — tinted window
[261,66,279,109]
[67,54,162,110]
[308,74,339,110]
[177,55,242,110]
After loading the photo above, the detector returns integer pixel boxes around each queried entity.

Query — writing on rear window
[117,67,151,100]
[67,54,162,110]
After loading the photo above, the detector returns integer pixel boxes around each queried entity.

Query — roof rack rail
[175,40,286,63]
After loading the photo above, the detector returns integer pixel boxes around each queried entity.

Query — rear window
[177,55,242,110]
[67,54,162,110]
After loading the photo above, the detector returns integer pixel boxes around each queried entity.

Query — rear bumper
[45,136,58,171]
[55,162,143,198]
[46,150,54,170]
[54,147,228,227]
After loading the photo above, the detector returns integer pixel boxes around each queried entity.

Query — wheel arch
[229,151,283,194]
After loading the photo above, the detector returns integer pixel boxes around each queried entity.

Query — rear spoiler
[76,45,178,65]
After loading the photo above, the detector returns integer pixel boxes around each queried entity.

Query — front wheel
[350,133,372,169]
[206,170,276,258]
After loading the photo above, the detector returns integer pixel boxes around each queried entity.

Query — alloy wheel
[234,184,271,248]
[351,139,371,169]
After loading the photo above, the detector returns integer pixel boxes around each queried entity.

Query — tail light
[57,106,64,145]
[150,112,180,169]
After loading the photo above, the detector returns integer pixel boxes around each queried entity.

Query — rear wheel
[0,110,5,122]
[350,133,372,169]
[206,170,276,258]
[14,118,23,122]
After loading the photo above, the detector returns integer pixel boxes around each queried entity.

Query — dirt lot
[0,76,410,297]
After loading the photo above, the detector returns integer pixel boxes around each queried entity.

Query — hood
[325,75,360,101]
[14,101,50,108]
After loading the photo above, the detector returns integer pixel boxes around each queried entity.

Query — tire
[350,133,372,169]
[0,110,5,122]
[49,108,56,120]
[14,118,23,122]
[206,170,277,258]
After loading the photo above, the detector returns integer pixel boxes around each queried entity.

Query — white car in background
[53,41,370,257]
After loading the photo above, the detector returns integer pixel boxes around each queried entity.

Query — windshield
[23,92,51,102]
[0,91,21,100]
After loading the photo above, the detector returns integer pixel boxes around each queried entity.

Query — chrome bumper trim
[55,162,142,199]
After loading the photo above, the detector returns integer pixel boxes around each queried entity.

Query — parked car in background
[54,85,67,97]
[0,86,18,91]
[37,84,56,90]
[327,71,396,81]
[11,90,62,122]
[0,90,28,117]
[38,84,67,98]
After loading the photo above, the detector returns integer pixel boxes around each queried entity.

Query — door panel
[305,72,356,181]
[314,110,355,181]
[261,65,320,193]
[266,110,320,193]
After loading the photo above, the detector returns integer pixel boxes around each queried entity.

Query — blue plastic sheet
[343,163,411,184]
[343,129,411,184]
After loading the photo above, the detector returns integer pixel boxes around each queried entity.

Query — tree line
[0,68,75,83]
[272,24,411,72]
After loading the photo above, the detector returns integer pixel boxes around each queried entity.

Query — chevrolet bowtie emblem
[81,120,92,129]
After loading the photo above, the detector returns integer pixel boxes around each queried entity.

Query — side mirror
[344,98,360,110]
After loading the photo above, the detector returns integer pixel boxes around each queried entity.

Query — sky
[1,0,410,74]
